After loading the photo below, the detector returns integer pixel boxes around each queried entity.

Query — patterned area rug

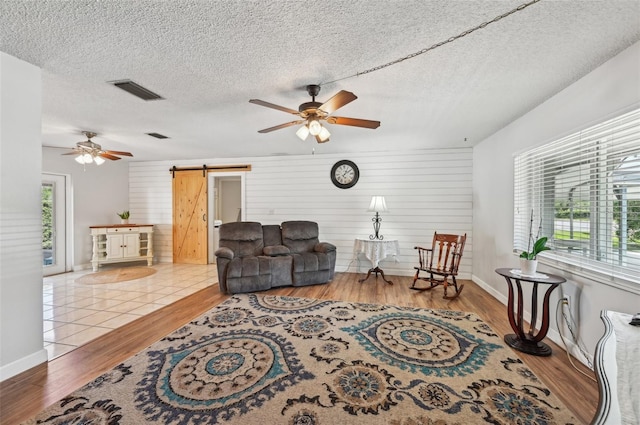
[23,294,578,424]
[75,267,156,284]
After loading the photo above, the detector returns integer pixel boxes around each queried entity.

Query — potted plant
[519,211,550,275]
[117,210,130,224]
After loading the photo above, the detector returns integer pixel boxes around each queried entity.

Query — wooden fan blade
[249,99,300,115]
[104,150,133,157]
[326,116,381,129]
[318,91,357,114]
[315,135,330,144]
[257,120,305,133]
[99,153,121,160]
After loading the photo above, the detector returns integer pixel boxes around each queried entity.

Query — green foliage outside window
[613,198,640,250]
[554,200,590,219]
[42,185,53,250]
[553,199,640,251]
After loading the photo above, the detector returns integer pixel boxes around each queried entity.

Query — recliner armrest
[263,245,291,256]
[315,242,336,253]
[215,247,234,260]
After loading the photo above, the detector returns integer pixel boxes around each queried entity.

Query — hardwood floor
[0,272,598,424]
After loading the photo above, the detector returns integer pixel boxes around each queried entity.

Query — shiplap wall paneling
[128,148,472,279]
[129,164,174,264]
[128,164,173,223]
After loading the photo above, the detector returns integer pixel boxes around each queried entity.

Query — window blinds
[514,107,640,284]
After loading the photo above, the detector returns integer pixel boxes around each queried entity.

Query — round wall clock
[331,160,359,189]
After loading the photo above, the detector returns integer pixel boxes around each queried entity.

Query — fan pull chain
[321,0,541,86]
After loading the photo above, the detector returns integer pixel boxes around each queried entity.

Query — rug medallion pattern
[24,294,578,424]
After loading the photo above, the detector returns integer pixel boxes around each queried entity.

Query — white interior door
[42,173,68,276]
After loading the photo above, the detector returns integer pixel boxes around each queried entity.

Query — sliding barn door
[172,170,208,264]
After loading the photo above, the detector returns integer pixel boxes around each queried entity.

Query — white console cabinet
[90,225,154,271]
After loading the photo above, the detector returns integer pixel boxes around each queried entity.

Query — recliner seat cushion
[227,256,271,278]
[291,252,330,272]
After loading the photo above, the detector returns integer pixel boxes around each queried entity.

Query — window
[514,107,640,285]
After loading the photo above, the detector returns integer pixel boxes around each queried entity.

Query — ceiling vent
[109,80,164,101]
[146,132,169,139]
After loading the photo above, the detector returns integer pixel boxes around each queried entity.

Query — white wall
[473,41,640,360]
[130,149,473,277]
[0,52,48,380]
[42,147,129,269]
[220,179,241,223]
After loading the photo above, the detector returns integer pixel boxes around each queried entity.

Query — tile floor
[43,263,219,359]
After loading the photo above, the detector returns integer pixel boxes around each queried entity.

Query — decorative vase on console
[519,236,549,275]
[519,258,538,275]
[518,210,551,276]
[117,210,130,225]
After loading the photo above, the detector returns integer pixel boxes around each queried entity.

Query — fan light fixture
[250,84,378,144]
[296,119,331,142]
[64,131,133,166]
[75,152,105,165]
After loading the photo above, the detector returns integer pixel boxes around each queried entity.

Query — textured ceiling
[1,0,639,161]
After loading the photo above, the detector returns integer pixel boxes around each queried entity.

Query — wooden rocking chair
[411,232,467,299]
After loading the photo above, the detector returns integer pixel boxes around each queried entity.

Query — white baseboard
[472,274,593,368]
[0,348,48,381]
[72,263,91,272]
[472,274,508,304]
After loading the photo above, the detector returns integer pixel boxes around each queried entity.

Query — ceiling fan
[62,131,133,165]
[249,84,380,143]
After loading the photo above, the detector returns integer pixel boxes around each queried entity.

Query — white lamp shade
[308,119,322,136]
[75,153,94,164]
[93,155,106,165]
[296,125,310,140]
[368,196,388,212]
[318,126,331,142]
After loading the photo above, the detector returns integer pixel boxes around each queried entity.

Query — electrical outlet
[565,295,572,308]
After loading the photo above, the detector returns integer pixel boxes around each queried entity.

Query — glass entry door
[42,173,67,276]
